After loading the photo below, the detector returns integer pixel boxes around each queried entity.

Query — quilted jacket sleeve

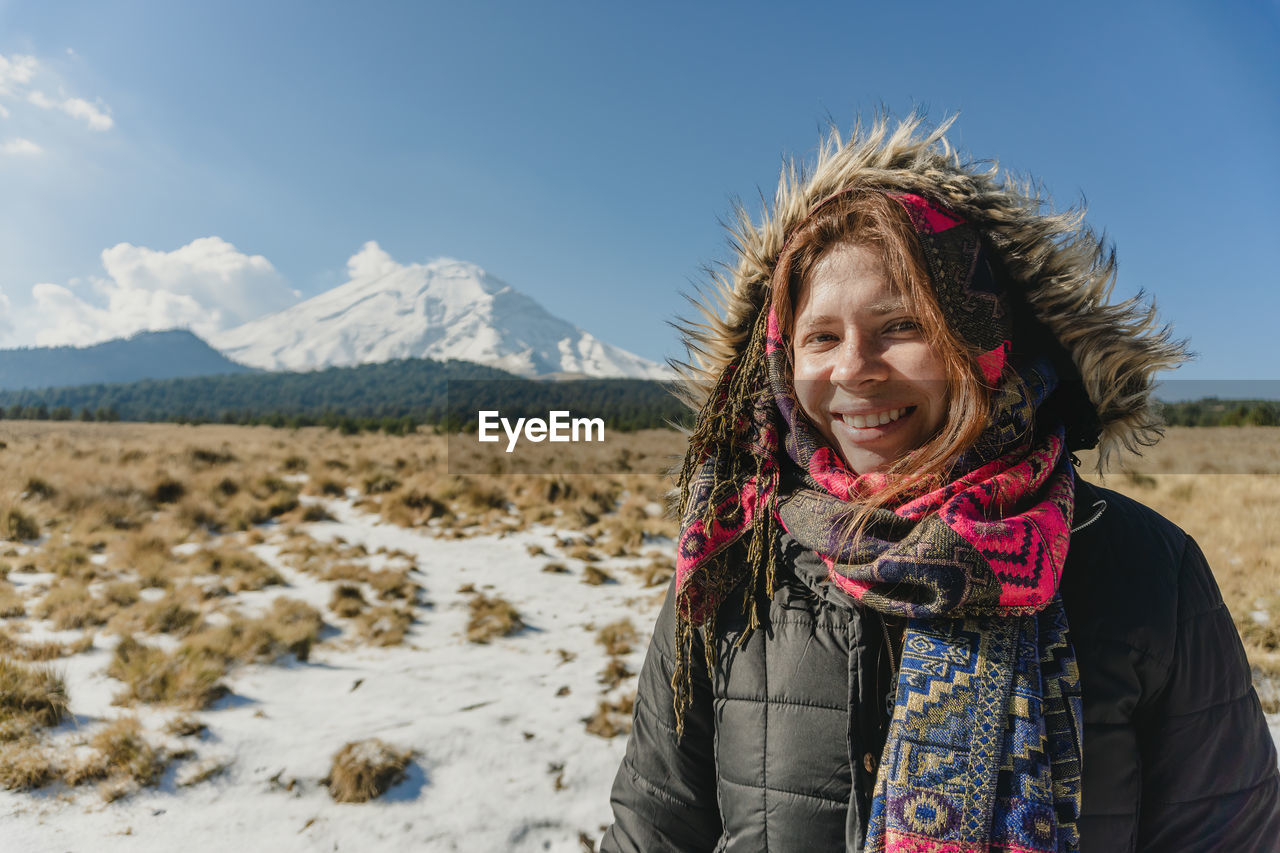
[1135,535,1280,849]
[600,581,723,853]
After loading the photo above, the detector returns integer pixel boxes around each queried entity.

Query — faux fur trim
[671,115,1187,471]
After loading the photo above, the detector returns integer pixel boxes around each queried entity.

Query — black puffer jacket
[602,481,1280,851]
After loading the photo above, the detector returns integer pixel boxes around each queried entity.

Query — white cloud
[0,52,113,134]
[347,240,401,281]
[26,90,112,131]
[0,54,38,95]
[60,96,112,130]
[30,237,300,347]
[1,137,42,156]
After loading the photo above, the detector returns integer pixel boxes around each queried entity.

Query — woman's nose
[829,335,888,385]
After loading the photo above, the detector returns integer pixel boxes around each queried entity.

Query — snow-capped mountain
[209,244,671,379]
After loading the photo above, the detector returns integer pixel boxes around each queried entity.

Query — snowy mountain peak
[209,244,671,379]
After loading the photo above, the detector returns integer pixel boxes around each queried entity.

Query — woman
[602,118,1280,852]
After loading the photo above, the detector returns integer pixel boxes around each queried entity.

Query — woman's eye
[885,319,920,334]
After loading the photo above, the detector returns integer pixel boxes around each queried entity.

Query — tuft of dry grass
[599,658,634,690]
[165,714,207,738]
[107,635,229,709]
[195,548,284,593]
[329,584,368,618]
[111,596,204,637]
[583,694,635,739]
[32,581,114,630]
[465,594,524,644]
[0,741,57,790]
[581,565,613,586]
[0,659,70,736]
[177,756,230,787]
[261,598,325,661]
[596,620,637,657]
[2,508,40,542]
[0,629,93,662]
[64,716,167,794]
[326,738,412,803]
[356,605,413,646]
[0,580,26,618]
[301,504,335,522]
[179,598,324,669]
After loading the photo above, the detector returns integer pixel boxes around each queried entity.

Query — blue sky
[1,0,1276,383]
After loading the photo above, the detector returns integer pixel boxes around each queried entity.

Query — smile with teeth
[837,406,913,429]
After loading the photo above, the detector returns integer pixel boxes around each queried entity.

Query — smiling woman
[601,117,1280,852]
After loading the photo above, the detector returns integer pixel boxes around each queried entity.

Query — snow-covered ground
[1,496,666,852]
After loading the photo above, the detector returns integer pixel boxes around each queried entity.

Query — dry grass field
[0,420,680,805]
[0,420,1275,807]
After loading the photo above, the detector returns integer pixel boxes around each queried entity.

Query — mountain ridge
[0,329,253,391]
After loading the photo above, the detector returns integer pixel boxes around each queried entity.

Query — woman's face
[791,242,948,474]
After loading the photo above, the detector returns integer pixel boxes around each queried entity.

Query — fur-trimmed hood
[674,116,1186,470]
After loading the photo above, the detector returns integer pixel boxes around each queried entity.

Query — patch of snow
[0,496,664,851]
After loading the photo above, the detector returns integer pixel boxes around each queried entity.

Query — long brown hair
[770,190,996,514]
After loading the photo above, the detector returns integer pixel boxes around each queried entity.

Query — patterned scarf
[674,194,1084,852]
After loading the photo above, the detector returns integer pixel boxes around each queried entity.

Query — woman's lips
[834,405,914,430]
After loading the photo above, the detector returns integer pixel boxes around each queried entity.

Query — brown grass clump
[281,455,308,473]
[91,716,165,785]
[0,659,70,738]
[64,716,166,795]
[326,738,412,803]
[110,595,204,637]
[33,581,114,630]
[564,543,602,563]
[596,620,637,657]
[112,534,181,587]
[465,594,524,644]
[165,714,207,737]
[356,606,413,646]
[301,504,335,522]
[177,756,229,787]
[599,658,634,689]
[36,544,95,580]
[0,629,93,662]
[260,598,325,661]
[23,476,57,501]
[0,741,57,790]
[366,568,418,603]
[0,580,25,618]
[329,584,368,618]
[101,577,140,604]
[3,508,40,542]
[149,476,186,505]
[187,446,236,468]
[195,548,284,593]
[108,635,229,709]
[180,598,324,667]
[581,565,613,586]
[583,694,635,739]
